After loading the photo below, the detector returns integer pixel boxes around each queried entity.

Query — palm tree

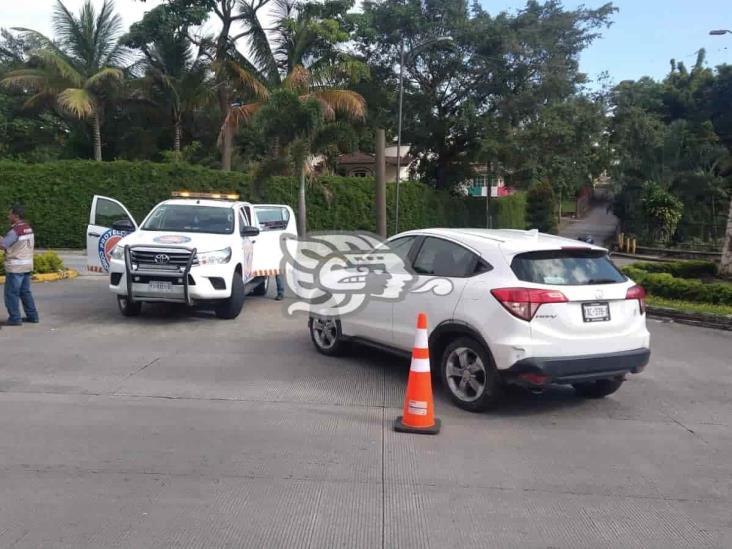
[218,0,367,230]
[0,0,125,161]
[134,32,214,153]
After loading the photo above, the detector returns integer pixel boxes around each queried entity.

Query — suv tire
[250,276,269,296]
[309,316,348,356]
[117,296,142,317]
[215,274,245,319]
[440,337,503,412]
[573,378,624,398]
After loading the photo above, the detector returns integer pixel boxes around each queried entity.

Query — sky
[1,0,730,86]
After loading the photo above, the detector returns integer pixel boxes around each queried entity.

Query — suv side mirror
[240,225,260,237]
[112,219,135,232]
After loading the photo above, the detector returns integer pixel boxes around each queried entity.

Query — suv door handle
[88,232,101,237]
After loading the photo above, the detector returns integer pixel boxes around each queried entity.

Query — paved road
[560,203,619,245]
[1,278,731,548]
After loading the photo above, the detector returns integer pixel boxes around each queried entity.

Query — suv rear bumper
[503,348,650,385]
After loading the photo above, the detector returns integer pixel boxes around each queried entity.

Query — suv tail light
[491,287,568,321]
[626,285,646,314]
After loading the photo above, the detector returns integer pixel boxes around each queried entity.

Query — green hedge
[0,161,526,248]
[0,250,65,276]
[628,260,718,279]
[623,266,732,306]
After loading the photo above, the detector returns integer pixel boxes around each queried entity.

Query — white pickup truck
[86,192,296,319]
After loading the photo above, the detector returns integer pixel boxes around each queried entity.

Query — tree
[640,182,683,244]
[1,0,126,161]
[353,0,616,189]
[526,180,557,234]
[124,5,214,152]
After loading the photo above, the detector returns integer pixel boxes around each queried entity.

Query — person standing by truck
[1,205,39,326]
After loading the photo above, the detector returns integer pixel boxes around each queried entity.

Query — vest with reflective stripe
[5,221,34,274]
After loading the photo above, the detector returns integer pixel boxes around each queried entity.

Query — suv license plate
[149,281,174,293]
[582,302,610,322]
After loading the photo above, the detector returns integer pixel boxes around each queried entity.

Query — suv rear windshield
[511,249,626,285]
[142,205,235,234]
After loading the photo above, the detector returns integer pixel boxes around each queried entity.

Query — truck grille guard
[124,244,198,306]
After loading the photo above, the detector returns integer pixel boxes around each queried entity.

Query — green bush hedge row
[0,161,526,248]
[623,266,732,306]
[628,260,718,278]
[0,250,65,276]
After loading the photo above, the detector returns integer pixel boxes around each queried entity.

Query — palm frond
[229,62,270,100]
[22,91,57,111]
[309,89,366,121]
[218,102,263,145]
[84,67,123,89]
[0,69,50,90]
[52,0,124,72]
[236,0,280,85]
[303,94,335,120]
[30,49,85,88]
[57,87,96,118]
[93,0,125,66]
[10,27,63,55]
[283,64,310,93]
[227,102,263,128]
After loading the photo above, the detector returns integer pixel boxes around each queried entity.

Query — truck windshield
[511,249,626,285]
[142,205,235,235]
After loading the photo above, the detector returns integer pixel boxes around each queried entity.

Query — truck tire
[215,274,245,319]
[573,378,624,398]
[250,276,269,296]
[117,296,142,317]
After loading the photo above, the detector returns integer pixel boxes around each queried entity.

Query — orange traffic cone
[394,312,441,435]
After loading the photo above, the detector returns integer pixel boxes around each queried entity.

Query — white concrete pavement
[0,277,730,548]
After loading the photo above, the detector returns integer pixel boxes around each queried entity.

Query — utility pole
[375,129,387,238]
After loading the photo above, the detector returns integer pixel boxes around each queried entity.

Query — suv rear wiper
[586,278,619,284]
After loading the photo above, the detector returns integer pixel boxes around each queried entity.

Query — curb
[0,270,79,285]
[647,306,732,331]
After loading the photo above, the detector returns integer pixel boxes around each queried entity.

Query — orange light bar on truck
[171,191,240,200]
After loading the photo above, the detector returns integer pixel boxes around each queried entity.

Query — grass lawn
[646,296,732,317]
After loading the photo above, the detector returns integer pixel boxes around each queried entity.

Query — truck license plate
[149,281,174,293]
[582,302,610,322]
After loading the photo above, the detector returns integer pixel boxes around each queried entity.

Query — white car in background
[86,193,295,318]
[309,228,650,411]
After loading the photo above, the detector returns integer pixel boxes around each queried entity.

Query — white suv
[308,228,650,411]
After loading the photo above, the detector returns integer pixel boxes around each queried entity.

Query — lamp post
[709,29,732,35]
[394,36,453,234]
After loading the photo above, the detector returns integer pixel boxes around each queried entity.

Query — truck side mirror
[112,219,135,232]
[240,225,260,237]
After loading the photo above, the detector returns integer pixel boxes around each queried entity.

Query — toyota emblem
[154,254,170,264]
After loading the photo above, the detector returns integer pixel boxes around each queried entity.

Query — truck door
[86,195,137,273]
[250,205,297,277]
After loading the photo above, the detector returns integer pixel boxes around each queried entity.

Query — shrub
[526,181,557,233]
[0,160,527,248]
[622,267,732,306]
[628,260,718,279]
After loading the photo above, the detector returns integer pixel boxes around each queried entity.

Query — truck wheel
[215,274,245,319]
[573,378,624,398]
[440,337,503,412]
[117,296,142,317]
[309,316,348,356]
[250,276,269,296]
